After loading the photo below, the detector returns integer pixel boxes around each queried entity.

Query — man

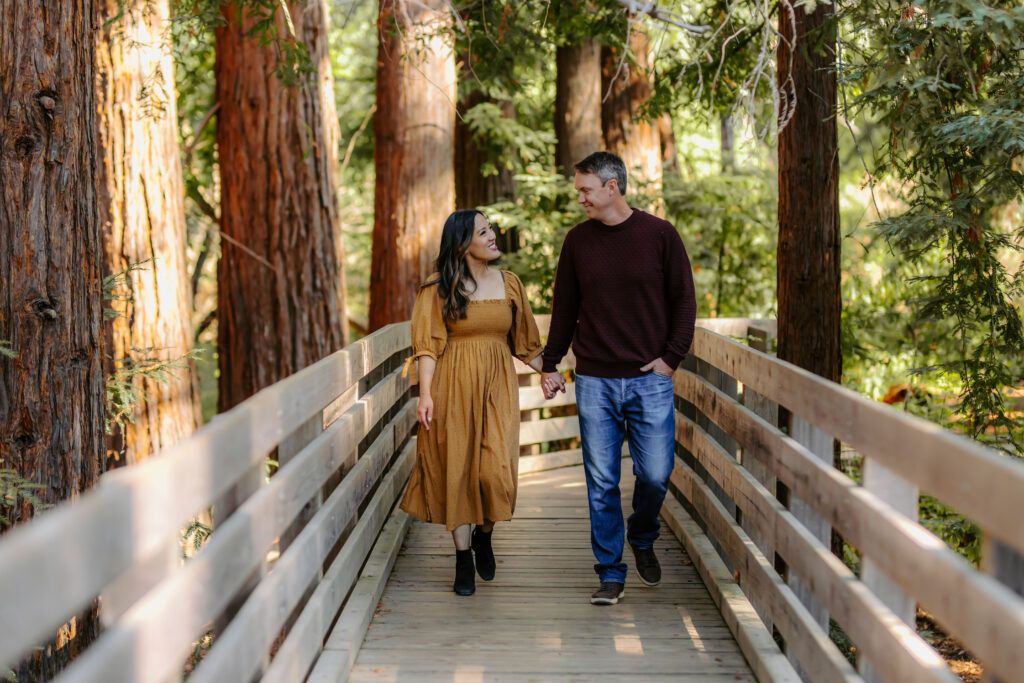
[541,151,696,605]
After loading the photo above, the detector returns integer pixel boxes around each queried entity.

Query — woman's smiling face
[465,213,500,263]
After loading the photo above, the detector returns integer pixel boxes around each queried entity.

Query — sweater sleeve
[541,231,580,373]
[660,226,697,370]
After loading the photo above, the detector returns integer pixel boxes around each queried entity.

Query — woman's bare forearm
[417,356,436,396]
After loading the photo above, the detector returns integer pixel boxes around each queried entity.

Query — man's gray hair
[574,151,628,195]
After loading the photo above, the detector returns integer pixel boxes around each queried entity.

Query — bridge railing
[0,322,418,682]
[666,321,1024,683]
[3,316,1023,683]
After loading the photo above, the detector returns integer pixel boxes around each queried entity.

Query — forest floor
[917,608,982,682]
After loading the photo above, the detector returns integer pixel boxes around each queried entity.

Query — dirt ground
[917,609,983,682]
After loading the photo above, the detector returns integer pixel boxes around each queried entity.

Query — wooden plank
[0,323,411,670]
[518,444,629,475]
[518,382,576,411]
[675,369,1024,682]
[697,317,777,339]
[740,325,777,633]
[678,414,956,683]
[302,511,413,683]
[98,533,180,628]
[983,535,1024,683]
[660,494,800,683]
[196,441,415,683]
[859,458,919,683]
[352,463,754,681]
[53,395,416,683]
[785,412,831,678]
[671,462,861,683]
[690,328,1024,556]
[519,415,580,445]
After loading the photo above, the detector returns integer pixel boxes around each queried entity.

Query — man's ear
[605,179,618,194]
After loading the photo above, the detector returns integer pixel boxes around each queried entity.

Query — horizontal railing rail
[668,324,1024,683]
[0,322,415,681]
[3,314,1021,683]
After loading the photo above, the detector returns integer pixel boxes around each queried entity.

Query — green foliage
[182,517,212,555]
[488,172,580,311]
[106,349,202,437]
[1,460,51,530]
[841,0,1024,455]
[663,166,777,318]
[172,0,314,85]
[919,494,981,564]
[0,341,15,360]
[102,258,155,321]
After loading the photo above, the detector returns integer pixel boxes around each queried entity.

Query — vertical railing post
[786,415,832,679]
[858,458,918,682]
[982,535,1024,683]
[741,324,778,633]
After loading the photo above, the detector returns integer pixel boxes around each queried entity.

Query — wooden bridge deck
[347,465,755,682]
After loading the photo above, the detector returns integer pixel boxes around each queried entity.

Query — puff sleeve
[506,272,543,363]
[410,283,448,362]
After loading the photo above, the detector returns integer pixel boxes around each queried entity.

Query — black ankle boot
[454,549,476,596]
[472,527,496,581]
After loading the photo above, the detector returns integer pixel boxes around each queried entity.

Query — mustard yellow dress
[399,271,542,530]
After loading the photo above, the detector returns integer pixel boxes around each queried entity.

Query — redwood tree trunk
[370,0,455,331]
[659,113,679,176]
[0,0,105,672]
[555,38,603,176]
[776,1,840,381]
[601,26,661,193]
[96,0,201,464]
[215,1,348,411]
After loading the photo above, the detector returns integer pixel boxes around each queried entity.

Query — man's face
[574,172,618,222]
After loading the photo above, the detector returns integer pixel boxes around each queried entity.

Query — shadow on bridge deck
[348,464,755,682]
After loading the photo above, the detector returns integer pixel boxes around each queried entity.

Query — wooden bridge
[2,317,1024,682]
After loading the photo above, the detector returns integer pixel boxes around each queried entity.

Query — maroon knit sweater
[541,209,697,378]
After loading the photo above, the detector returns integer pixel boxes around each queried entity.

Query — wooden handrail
[0,322,414,676]
[673,326,1024,682]
[2,315,1021,683]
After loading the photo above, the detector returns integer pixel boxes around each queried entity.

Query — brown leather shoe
[631,545,662,586]
[590,581,625,605]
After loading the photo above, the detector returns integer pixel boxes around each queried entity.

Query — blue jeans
[575,372,677,583]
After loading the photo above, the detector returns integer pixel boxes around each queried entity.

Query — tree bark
[96,0,201,465]
[215,1,348,411]
[370,0,455,331]
[720,113,735,173]
[555,38,603,176]
[776,0,840,382]
[601,26,661,193]
[0,0,105,672]
[658,113,678,176]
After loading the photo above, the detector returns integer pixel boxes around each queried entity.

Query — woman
[399,209,549,596]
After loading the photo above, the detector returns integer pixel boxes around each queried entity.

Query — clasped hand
[541,371,566,400]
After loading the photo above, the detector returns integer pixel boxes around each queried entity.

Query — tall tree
[555,38,603,175]
[96,0,201,464]
[0,0,105,673]
[370,0,455,330]
[601,22,661,193]
[776,0,840,382]
[215,0,348,411]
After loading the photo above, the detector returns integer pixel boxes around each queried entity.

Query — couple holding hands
[399,151,697,604]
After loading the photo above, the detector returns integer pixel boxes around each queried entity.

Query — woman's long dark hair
[424,209,485,323]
